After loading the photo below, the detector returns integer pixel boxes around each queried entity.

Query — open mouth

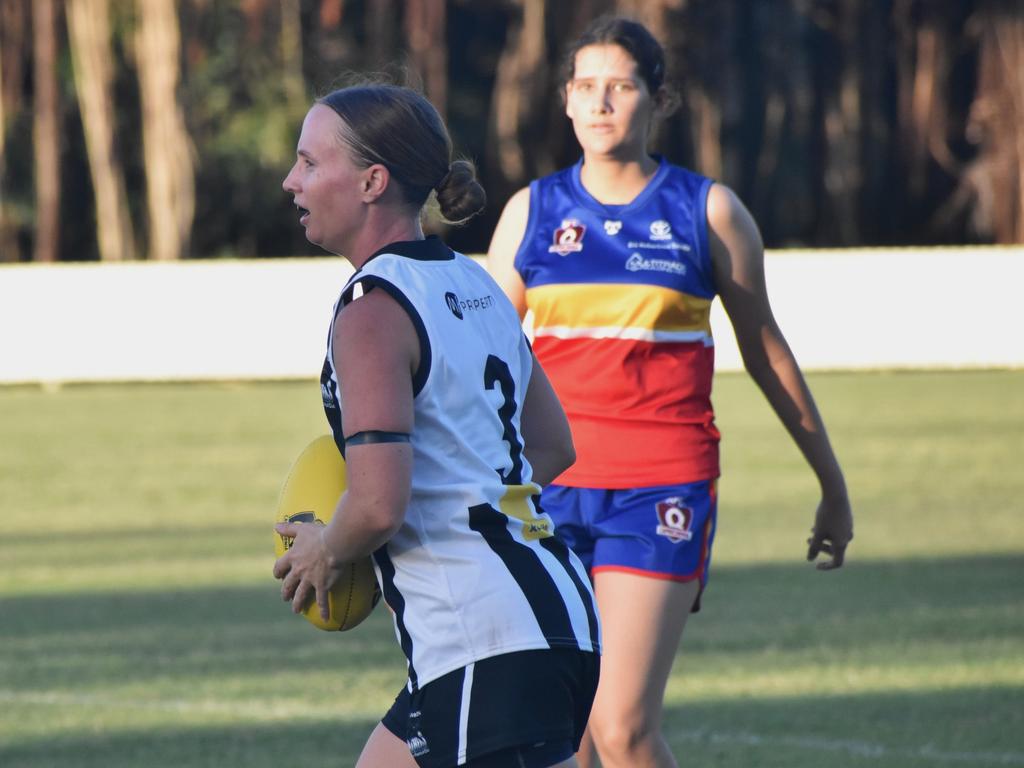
[295,204,310,223]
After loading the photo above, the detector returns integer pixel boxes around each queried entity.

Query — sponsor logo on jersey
[655,497,694,543]
[603,219,622,235]
[499,485,555,541]
[446,290,495,320]
[549,219,586,254]
[445,291,464,319]
[627,240,691,252]
[625,252,687,275]
[650,219,673,240]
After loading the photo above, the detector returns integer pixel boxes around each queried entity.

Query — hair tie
[435,166,454,192]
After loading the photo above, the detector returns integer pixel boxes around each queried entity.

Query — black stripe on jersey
[468,502,579,648]
[538,535,600,649]
[345,275,431,397]
[532,491,600,646]
[374,546,419,691]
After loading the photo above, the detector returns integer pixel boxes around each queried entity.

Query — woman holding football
[273,83,600,768]
[488,16,853,768]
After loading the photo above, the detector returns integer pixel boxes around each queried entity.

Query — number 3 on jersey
[484,354,554,541]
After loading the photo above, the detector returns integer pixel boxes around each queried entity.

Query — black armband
[344,430,411,447]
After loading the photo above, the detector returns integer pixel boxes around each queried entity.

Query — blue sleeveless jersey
[514,158,721,488]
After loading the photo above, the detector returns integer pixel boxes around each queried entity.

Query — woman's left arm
[274,287,416,618]
[708,183,853,570]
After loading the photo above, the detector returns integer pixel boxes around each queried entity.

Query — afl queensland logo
[655,497,694,543]
[444,291,464,320]
[549,219,586,255]
[649,219,672,241]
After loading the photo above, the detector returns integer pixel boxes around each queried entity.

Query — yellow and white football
[274,435,380,631]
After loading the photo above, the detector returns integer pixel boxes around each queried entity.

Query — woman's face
[282,104,368,253]
[565,43,655,159]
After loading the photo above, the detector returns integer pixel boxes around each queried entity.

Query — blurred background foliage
[0,0,1021,263]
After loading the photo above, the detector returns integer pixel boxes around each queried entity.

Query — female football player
[487,16,853,768]
[273,83,600,768]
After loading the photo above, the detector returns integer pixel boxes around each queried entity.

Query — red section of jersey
[534,335,720,488]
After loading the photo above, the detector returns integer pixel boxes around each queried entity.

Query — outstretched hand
[272,522,339,620]
[806,494,853,571]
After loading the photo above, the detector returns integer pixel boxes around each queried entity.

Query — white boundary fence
[1,247,1021,384]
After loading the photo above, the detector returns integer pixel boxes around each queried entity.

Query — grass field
[1,370,1022,767]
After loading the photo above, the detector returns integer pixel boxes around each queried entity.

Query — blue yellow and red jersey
[515,158,720,488]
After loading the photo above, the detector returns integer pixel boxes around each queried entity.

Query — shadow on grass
[688,551,1024,654]
[0,583,404,689]
[1,553,1021,690]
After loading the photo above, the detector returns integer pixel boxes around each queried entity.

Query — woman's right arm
[520,353,575,486]
[486,186,531,318]
[489,188,573,483]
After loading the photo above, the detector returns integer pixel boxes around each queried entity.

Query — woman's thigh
[590,570,700,721]
[356,722,418,768]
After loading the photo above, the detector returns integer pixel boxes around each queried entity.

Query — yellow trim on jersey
[527,283,713,338]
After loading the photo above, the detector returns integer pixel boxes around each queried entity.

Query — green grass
[1,371,1023,766]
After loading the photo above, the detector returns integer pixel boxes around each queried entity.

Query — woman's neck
[340,213,424,269]
[578,153,659,205]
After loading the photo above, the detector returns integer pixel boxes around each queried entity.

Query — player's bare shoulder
[488,186,532,315]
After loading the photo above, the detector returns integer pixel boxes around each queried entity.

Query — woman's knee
[589,709,660,759]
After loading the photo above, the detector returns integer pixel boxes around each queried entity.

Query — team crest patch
[407,710,430,757]
[549,219,585,254]
[655,497,694,543]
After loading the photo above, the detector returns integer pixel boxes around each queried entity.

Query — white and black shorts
[382,647,599,768]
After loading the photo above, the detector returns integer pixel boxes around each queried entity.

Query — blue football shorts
[542,480,718,610]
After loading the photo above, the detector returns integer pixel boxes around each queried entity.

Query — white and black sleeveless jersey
[320,237,600,690]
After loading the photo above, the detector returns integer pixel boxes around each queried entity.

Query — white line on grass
[674,727,1024,765]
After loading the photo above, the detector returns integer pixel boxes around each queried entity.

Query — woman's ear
[652,85,680,119]
[564,82,575,120]
[361,163,390,202]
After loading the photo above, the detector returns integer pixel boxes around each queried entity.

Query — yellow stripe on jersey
[499,483,555,541]
[527,283,713,343]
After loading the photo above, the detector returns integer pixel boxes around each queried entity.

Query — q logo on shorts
[655,497,693,543]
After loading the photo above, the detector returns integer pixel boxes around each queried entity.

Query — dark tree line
[0,0,1021,263]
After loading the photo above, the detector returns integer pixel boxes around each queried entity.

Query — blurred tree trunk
[962,3,1024,243]
[135,0,194,261]
[319,0,344,29]
[490,0,547,186]
[615,0,683,35]
[819,0,864,245]
[367,0,399,70]
[0,0,27,261]
[0,27,4,260]
[32,0,60,263]
[405,0,446,115]
[281,0,305,109]
[0,6,9,262]
[895,1,960,199]
[67,0,136,262]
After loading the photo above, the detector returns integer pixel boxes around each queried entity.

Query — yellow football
[274,435,380,631]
